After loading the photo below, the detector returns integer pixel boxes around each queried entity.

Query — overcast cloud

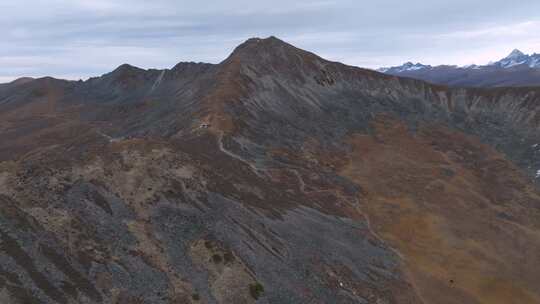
[1,0,540,82]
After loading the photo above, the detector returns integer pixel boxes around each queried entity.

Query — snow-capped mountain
[493,49,540,68]
[378,62,432,73]
[378,49,540,87]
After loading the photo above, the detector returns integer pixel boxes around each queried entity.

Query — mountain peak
[222,36,325,75]
[240,36,287,47]
[228,36,296,59]
[495,49,532,68]
[10,77,35,86]
[243,36,282,44]
[226,36,323,62]
[378,61,431,73]
[111,63,145,74]
[507,49,525,58]
[103,63,147,81]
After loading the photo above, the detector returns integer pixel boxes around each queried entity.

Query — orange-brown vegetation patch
[340,114,540,304]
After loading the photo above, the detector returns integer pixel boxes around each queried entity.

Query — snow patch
[378,62,430,73]
[98,131,123,143]
[150,70,165,92]
[502,60,527,68]
[407,65,424,71]
[529,57,540,68]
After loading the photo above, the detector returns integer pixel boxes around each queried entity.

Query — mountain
[1,36,540,304]
[495,49,540,68]
[379,49,540,87]
[378,62,434,73]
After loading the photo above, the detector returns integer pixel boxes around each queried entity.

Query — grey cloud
[1,0,540,82]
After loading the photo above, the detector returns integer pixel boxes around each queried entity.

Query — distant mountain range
[378,49,540,87]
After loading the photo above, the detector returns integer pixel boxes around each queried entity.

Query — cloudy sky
[2,0,540,83]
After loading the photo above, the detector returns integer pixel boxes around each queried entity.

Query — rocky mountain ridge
[0,36,540,304]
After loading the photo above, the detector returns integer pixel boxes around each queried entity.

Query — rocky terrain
[1,37,540,304]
